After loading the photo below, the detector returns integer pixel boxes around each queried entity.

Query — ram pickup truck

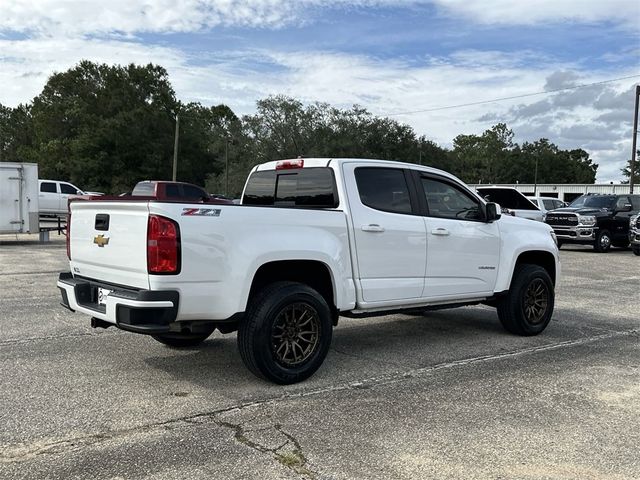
[545,193,640,252]
[58,158,560,384]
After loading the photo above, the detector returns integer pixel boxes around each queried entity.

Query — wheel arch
[513,250,557,286]
[246,260,338,320]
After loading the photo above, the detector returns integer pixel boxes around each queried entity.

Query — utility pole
[533,156,539,196]
[630,85,639,194]
[172,114,180,181]
[225,138,229,197]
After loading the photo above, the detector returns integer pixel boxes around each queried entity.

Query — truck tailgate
[69,201,150,289]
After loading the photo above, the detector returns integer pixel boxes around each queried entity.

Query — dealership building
[468,184,634,203]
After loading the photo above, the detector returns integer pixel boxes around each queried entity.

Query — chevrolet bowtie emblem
[93,234,110,247]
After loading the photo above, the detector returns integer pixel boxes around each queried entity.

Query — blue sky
[1,0,638,181]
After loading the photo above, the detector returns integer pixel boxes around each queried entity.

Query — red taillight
[276,158,304,170]
[66,212,71,260]
[147,215,180,274]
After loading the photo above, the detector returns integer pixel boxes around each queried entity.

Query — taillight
[147,215,180,274]
[276,158,304,170]
[66,212,71,260]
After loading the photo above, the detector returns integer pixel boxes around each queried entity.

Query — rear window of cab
[243,168,338,208]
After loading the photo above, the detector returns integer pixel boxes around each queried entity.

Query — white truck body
[58,158,560,383]
[0,162,39,234]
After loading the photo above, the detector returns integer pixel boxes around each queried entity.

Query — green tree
[451,123,514,183]
[0,103,34,163]
[621,151,640,184]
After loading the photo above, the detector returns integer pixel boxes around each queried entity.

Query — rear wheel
[152,330,214,348]
[497,264,554,336]
[238,281,333,384]
[594,230,611,253]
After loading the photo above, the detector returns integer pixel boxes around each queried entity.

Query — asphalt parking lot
[0,237,638,479]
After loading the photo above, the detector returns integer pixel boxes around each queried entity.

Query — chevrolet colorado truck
[58,158,560,384]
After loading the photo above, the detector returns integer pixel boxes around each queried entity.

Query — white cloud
[1,0,636,37]
[432,0,639,27]
[0,0,424,35]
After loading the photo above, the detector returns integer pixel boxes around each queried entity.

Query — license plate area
[97,287,112,305]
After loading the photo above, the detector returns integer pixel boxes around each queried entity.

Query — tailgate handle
[95,214,110,231]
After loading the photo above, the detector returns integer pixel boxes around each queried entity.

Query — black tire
[238,281,333,384]
[594,230,612,253]
[633,245,640,256]
[497,264,555,336]
[556,240,563,249]
[152,330,214,348]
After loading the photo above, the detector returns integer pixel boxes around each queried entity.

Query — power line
[385,74,640,116]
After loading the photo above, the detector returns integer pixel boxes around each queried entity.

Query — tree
[0,103,34,163]
[451,123,514,183]
[621,151,640,184]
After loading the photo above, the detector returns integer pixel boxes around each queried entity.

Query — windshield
[569,195,615,209]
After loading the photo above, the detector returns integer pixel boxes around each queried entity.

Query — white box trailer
[0,162,39,234]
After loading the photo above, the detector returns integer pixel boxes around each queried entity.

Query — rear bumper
[57,272,179,334]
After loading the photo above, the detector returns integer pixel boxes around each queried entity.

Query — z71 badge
[181,208,221,217]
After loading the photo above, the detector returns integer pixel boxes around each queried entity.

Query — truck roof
[253,158,462,182]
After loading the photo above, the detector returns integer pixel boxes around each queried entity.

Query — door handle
[361,224,385,233]
[431,227,450,236]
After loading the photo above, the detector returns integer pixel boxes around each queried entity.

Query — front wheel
[594,230,612,253]
[152,329,214,348]
[497,264,555,336]
[633,245,640,256]
[238,282,333,384]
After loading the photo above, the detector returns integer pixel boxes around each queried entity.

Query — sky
[1,0,639,182]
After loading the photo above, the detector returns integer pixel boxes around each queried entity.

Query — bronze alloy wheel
[523,278,549,325]
[271,303,321,367]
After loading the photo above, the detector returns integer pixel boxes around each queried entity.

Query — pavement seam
[0,331,115,347]
[1,327,637,464]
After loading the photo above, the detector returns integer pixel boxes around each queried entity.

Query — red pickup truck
[130,181,233,204]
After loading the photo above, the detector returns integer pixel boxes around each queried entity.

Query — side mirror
[485,202,501,222]
[76,190,83,195]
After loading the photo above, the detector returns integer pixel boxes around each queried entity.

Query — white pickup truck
[58,158,560,384]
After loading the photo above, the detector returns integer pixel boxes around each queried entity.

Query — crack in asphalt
[215,418,316,479]
[1,326,637,465]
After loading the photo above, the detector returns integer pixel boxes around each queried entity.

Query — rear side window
[183,185,207,199]
[132,182,155,196]
[165,184,181,198]
[354,168,412,214]
[60,183,78,194]
[40,182,56,193]
[243,168,338,208]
